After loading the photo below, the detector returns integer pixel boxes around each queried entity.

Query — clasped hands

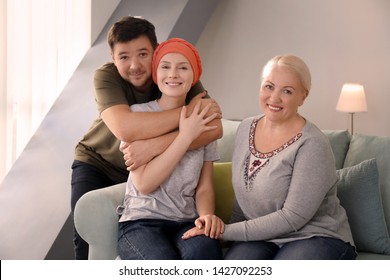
[182,214,225,240]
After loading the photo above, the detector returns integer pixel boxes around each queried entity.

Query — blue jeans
[224,237,356,260]
[71,160,127,260]
[118,219,223,260]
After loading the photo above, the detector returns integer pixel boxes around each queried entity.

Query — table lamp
[336,83,367,134]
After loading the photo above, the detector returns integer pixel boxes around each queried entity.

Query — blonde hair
[261,55,311,94]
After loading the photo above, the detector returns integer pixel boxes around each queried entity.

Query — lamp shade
[336,83,368,113]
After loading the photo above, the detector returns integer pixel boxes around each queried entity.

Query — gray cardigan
[222,115,355,248]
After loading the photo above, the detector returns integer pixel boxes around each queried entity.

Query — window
[0,0,91,181]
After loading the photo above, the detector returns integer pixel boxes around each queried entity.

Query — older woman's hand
[182,214,224,240]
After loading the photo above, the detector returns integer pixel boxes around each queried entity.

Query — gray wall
[91,0,121,45]
[196,0,390,136]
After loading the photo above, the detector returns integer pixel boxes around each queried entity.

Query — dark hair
[107,16,158,51]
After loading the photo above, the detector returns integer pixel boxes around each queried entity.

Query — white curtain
[1,0,91,181]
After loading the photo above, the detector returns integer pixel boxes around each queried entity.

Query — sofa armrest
[74,182,126,260]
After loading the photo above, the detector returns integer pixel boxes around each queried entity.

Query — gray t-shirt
[223,115,355,248]
[118,100,219,222]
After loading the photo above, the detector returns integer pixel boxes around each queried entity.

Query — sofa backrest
[217,119,240,162]
[343,133,390,229]
[322,130,351,170]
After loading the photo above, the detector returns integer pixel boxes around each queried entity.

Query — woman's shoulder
[240,115,263,126]
[302,119,331,145]
[236,115,262,134]
[130,100,161,112]
[301,119,336,164]
[303,120,323,134]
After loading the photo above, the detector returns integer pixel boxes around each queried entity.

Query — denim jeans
[224,237,356,260]
[118,219,223,260]
[71,160,126,260]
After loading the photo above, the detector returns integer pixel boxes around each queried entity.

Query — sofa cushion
[213,162,234,223]
[343,133,390,234]
[337,158,390,254]
[322,130,350,170]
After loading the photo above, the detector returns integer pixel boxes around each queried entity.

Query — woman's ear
[299,90,309,106]
[303,90,309,100]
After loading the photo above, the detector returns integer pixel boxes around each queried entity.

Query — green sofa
[74,119,390,260]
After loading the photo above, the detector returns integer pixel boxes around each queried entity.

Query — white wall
[196,0,390,136]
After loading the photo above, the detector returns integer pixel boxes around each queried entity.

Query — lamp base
[349,112,355,135]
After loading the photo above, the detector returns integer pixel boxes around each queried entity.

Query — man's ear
[110,51,115,64]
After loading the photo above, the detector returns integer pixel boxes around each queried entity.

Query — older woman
[183,55,356,260]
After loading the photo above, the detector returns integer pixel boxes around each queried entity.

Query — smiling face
[259,65,307,123]
[156,52,194,105]
[111,35,154,93]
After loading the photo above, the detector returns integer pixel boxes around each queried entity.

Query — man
[71,16,222,259]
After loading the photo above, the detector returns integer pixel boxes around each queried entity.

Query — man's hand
[121,140,156,171]
[187,91,222,120]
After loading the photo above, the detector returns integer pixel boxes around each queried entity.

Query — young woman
[117,38,224,260]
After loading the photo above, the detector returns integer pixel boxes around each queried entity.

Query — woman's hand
[182,214,224,240]
[179,101,218,144]
[187,91,222,120]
